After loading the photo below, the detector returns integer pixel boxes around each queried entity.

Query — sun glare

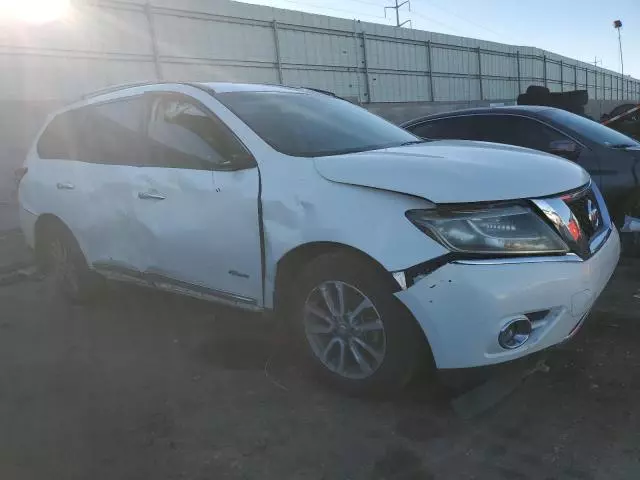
[0,0,70,24]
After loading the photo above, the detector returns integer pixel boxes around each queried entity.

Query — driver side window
[473,115,570,153]
[147,95,248,170]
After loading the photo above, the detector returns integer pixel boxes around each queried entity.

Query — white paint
[314,140,590,203]
[396,228,620,369]
[19,82,620,374]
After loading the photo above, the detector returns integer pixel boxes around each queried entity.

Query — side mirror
[548,139,581,160]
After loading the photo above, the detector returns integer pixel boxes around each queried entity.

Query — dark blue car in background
[402,106,640,232]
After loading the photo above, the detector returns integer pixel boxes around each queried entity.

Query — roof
[81,81,315,103]
[200,82,306,94]
[401,105,553,126]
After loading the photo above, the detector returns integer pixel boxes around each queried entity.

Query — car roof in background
[401,105,554,126]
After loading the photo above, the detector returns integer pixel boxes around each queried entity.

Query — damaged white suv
[18,82,620,393]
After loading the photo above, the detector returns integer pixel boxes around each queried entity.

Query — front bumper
[395,228,620,370]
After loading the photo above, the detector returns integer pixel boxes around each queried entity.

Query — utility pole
[384,0,411,28]
[614,20,624,77]
[614,20,624,98]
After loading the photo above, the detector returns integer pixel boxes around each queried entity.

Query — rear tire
[40,223,103,303]
[290,251,429,395]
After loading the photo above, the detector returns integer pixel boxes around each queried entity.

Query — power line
[344,0,388,7]
[281,0,386,20]
[384,0,411,27]
[407,9,463,36]
[414,0,520,43]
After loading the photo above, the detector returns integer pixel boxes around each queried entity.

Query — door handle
[138,191,167,200]
[56,182,75,190]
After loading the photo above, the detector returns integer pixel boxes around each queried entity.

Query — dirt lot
[0,256,639,480]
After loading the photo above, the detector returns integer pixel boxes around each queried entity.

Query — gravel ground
[0,257,639,480]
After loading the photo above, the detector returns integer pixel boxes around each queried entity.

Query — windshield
[216,91,419,157]
[543,108,640,148]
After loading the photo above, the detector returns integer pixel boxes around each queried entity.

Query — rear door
[28,97,148,272]
[131,90,263,307]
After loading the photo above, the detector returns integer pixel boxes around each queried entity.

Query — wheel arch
[33,214,76,266]
[273,241,400,316]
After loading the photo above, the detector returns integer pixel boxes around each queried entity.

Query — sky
[239,0,639,78]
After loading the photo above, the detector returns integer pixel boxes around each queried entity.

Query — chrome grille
[564,188,604,242]
[532,182,612,260]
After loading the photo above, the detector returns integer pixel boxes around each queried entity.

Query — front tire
[291,252,428,395]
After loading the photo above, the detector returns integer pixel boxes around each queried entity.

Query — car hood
[313,140,590,203]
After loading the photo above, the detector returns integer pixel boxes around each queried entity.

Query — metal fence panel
[0,0,637,103]
[161,62,279,84]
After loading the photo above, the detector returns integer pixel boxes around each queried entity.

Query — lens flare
[0,0,70,24]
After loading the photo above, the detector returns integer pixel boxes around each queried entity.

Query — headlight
[406,205,569,255]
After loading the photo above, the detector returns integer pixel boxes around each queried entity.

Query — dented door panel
[131,166,263,303]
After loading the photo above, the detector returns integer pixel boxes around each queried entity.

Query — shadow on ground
[0,259,638,479]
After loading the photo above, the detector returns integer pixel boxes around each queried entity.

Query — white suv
[18,82,620,393]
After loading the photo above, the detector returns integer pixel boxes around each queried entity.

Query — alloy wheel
[303,281,386,380]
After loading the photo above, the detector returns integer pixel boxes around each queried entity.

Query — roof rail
[301,87,337,97]
[81,81,163,100]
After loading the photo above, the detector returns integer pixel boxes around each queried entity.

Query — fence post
[477,47,483,100]
[144,2,162,80]
[516,51,521,95]
[351,21,363,103]
[361,32,372,103]
[543,54,547,88]
[427,40,435,102]
[560,60,563,92]
[272,21,284,84]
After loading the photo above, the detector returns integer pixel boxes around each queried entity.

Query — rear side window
[409,117,483,141]
[471,115,569,151]
[37,97,147,165]
[410,115,569,152]
[147,95,248,170]
[37,110,82,159]
[79,97,148,165]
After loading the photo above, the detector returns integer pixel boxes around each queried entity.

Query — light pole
[614,20,624,97]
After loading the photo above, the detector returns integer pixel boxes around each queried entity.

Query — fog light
[498,317,532,349]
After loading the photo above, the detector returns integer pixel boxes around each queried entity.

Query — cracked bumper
[395,228,620,369]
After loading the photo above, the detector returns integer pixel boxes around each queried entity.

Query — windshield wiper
[399,140,429,146]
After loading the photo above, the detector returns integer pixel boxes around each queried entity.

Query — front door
[133,92,263,307]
